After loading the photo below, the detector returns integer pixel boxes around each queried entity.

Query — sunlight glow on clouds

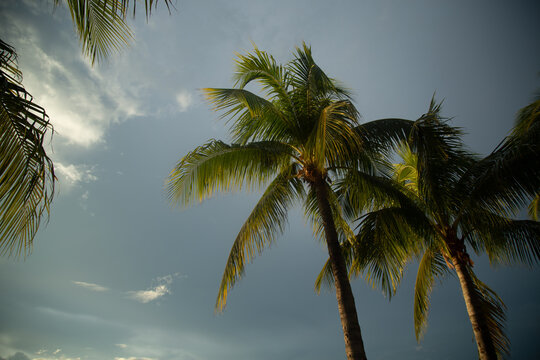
[56,163,98,187]
[72,281,108,292]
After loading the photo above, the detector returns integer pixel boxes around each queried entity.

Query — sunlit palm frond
[314,241,354,293]
[413,250,449,340]
[166,140,292,206]
[306,100,361,169]
[0,39,55,256]
[233,46,291,103]
[203,88,295,144]
[288,43,351,100]
[216,165,304,311]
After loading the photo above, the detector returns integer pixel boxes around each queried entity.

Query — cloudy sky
[1,0,539,359]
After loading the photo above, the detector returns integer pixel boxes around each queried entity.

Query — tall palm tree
[0,39,55,256]
[343,100,540,360]
[166,44,412,360]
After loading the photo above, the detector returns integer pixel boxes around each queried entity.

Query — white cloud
[8,22,144,148]
[52,349,61,355]
[176,90,194,112]
[115,344,128,349]
[127,274,181,304]
[56,163,98,187]
[72,281,108,292]
[114,358,155,360]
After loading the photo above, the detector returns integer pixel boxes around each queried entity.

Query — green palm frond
[216,165,304,311]
[469,271,510,357]
[0,39,55,256]
[352,207,422,298]
[57,0,173,64]
[166,140,292,207]
[289,43,351,101]
[469,217,540,266]
[510,95,539,140]
[306,100,361,169]
[413,250,449,340]
[203,88,295,144]
[233,46,291,103]
[314,241,354,293]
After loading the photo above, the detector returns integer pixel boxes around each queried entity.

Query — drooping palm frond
[57,0,173,64]
[355,118,414,157]
[469,271,510,357]
[166,140,292,206]
[464,215,540,267]
[413,249,450,340]
[216,165,304,311]
[0,39,55,256]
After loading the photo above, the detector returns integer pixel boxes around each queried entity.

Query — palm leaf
[0,39,55,256]
[413,250,449,340]
[166,140,292,207]
[216,165,304,311]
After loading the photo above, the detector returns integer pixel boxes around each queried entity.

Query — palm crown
[166,44,413,360]
[349,100,540,359]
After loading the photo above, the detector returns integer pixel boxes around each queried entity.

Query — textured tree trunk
[313,177,367,360]
[451,254,498,360]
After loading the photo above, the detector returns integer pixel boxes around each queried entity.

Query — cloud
[72,281,108,292]
[56,163,98,187]
[114,358,155,360]
[176,90,194,112]
[2,17,144,149]
[115,344,128,349]
[127,274,181,304]
[6,353,30,360]
[52,349,61,355]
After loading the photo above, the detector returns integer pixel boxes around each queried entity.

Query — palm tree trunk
[313,177,367,360]
[451,254,498,360]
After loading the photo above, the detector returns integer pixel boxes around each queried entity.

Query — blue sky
[1,1,539,359]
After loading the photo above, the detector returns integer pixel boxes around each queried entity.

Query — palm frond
[413,250,449,340]
[469,271,510,357]
[0,39,55,256]
[306,100,361,169]
[166,140,292,207]
[529,193,539,220]
[352,207,422,298]
[355,118,414,157]
[203,88,295,144]
[215,165,304,311]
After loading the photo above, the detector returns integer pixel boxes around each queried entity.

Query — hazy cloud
[115,344,128,349]
[114,357,155,360]
[176,90,194,112]
[72,281,108,292]
[127,274,181,304]
[56,163,98,187]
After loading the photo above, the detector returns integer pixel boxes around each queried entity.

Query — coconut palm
[0,39,55,256]
[166,44,413,360]
[55,0,173,64]
[343,100,540,360]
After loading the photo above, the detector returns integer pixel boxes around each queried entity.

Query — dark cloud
[6,353,30,360]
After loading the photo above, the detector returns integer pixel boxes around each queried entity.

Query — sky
[1,0,539,359]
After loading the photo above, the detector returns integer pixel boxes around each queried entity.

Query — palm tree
[345,100,540,360]
[0,39,55,256]
[55,0,173,65]
[166,44,412,360]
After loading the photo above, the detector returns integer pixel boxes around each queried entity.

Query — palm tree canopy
[166,44,413,311]
[0,39,55,256]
